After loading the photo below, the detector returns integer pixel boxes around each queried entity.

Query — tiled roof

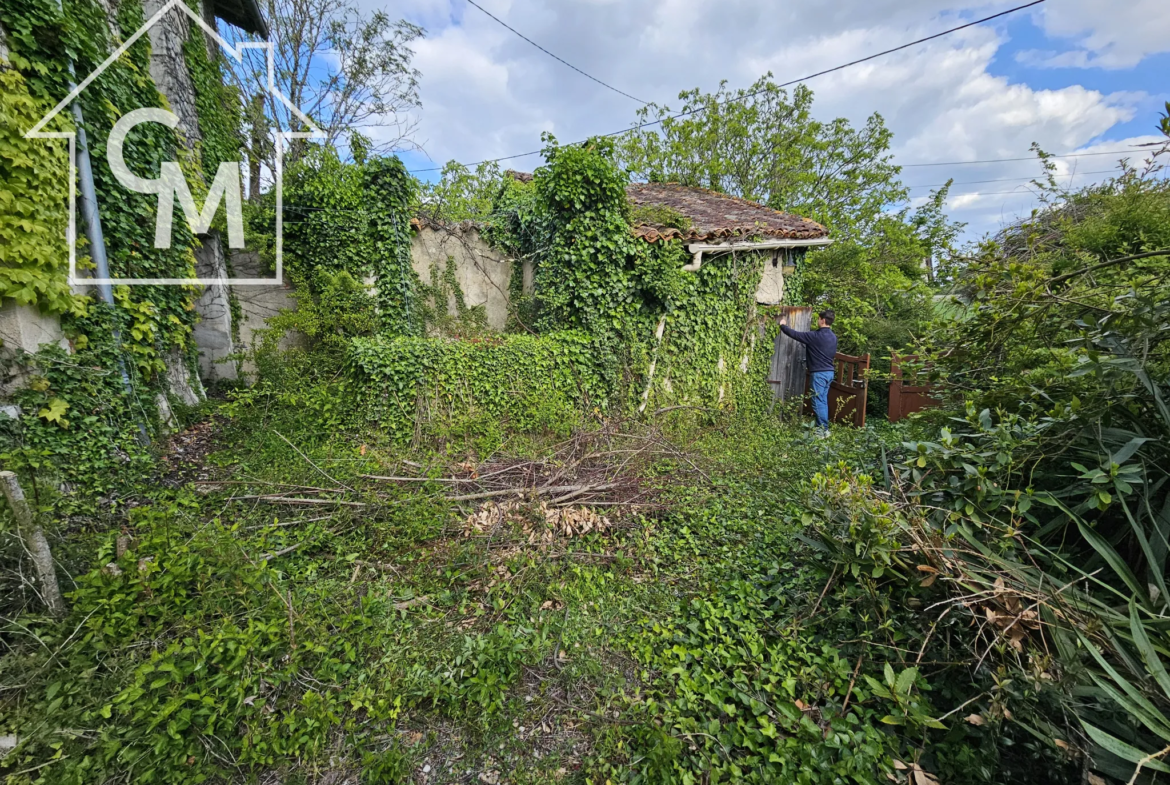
[501,173,828,243]
[626,182,828,244]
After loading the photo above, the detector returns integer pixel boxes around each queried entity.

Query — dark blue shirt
[780,325,838,374]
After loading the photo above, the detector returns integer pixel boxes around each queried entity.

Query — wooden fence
[888,353,941,423]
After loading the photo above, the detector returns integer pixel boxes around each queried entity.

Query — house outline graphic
[24,0,321,286]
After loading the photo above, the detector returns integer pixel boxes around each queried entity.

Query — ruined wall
[411,222,514,331]
[230,252,302,377]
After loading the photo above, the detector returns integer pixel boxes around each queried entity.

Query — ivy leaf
[38,397,70,424]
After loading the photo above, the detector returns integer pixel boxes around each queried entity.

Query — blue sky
[371,0,1168,241]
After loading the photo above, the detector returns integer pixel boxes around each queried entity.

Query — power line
[906,167,1119,189]
[462,0,648,105]
[902,149,1153,168]
[409,0,1046,174]
[915,173,1169,200]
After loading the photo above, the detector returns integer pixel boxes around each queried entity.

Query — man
[780,310,838,434]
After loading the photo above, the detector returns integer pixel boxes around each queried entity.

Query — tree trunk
[248,93,267,202]
[0,471,66,617]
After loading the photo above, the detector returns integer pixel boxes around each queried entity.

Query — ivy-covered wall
[480,137,780,419]
[0,0,249,496]
[349,332,615,448]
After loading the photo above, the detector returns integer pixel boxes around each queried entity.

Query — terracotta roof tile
[496,174,827,244]
[626,182,827,243]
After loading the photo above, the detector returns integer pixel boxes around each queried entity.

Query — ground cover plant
[2,33,1168,778]
[0,389,938,784]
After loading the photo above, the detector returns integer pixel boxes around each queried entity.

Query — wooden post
[0,471,66,617]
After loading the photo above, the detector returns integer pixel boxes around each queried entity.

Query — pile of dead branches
[360,416,701,510]
[210,417,703,513]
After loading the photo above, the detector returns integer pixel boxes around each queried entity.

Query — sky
[373,0,1169,242]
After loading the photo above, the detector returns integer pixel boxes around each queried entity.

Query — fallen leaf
[916,565,939,574]
[912,769,940,785]
[893,760,908,770]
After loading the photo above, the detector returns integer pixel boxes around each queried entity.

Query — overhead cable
[409,0,1047,174]
[463,0,648,105]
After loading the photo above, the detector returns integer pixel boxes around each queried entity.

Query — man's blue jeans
[811,371,834,431]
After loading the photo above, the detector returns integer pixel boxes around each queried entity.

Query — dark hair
[819,310,835,327]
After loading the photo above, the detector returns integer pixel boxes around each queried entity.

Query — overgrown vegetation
[3,3,1170,776]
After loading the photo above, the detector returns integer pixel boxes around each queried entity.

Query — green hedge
[348,332,617,443]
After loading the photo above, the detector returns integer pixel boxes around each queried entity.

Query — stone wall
[230,252,302,377]
[143,0,237,382]
[411,222,514,331]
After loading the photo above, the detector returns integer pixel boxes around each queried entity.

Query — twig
[447,483,619,502]
[273,430,355,494]
[261,542,306,561]
[806,566,838,621]
[1128,744,1170,785]
[229,495,368,507]
[841,655,864,714]
[936,692,988,723]
[244,515,333,530]
[1047,248,1170,285]
[359,475,469,483]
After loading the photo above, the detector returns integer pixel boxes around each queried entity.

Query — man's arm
[780,324,810,344]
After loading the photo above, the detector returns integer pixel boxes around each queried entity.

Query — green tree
[617,76,906,242]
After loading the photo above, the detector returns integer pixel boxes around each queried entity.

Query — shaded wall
[411,222,514,331]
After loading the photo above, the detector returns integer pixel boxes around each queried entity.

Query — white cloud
[1033,0,1170,69]
[373,0,1162,239]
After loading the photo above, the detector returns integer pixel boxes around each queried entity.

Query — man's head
[818,310,835,329]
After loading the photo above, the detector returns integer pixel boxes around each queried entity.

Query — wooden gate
[888,353,939,423]
[765,307,869,427]
[765,307,811,412]
[805,353,870,428]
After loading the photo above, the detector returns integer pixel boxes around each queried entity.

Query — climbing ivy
[0,0,247,499]
[530,135,683,337]
[0,69,77,316]
[0,8,76,316]
[0,0,203,373]
[180,0,242,181]
[482,136,771,416]
[0,303,158,510]
[365,155,418,334]
[350,331,615,446]
[415,257,489,336]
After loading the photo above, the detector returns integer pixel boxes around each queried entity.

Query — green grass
[0,401,1009,784]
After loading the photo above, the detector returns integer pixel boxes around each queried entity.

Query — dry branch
[446,483,620,503]
[229,495,368,507]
